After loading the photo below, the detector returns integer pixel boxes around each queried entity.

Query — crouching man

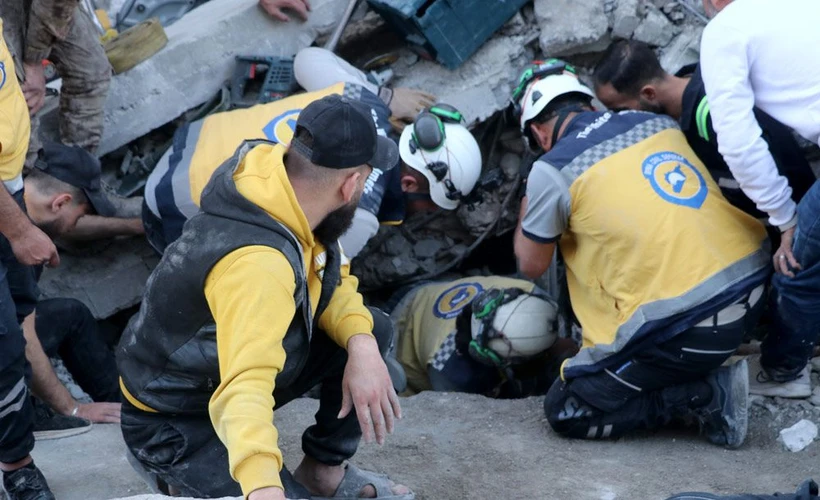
[511,60,770,448]
[117,96,413,499]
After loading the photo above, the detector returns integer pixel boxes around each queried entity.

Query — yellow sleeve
[205,245,296,498]
[318,246,374,349]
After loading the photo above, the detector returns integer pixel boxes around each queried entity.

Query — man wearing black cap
[118,95,414,500]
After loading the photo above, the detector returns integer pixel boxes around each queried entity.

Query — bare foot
[292,456,410,498]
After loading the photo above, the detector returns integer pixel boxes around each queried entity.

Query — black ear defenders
[410,103,464,153]
[427,161,462,201]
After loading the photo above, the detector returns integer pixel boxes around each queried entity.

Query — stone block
[659,24,703,74]
[90,0,347,155]
[633,5,678,47]
[779,419,818,453]
[611,0,643,39]
[534,0,610,56]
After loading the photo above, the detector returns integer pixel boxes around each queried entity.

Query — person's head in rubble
[513,59,596,153]
[592,40,684,118]
[397,104,482,213]
[286,94,400,244]
[24,142,117,238]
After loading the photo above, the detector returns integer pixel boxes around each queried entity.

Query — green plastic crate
[368,0,528,69]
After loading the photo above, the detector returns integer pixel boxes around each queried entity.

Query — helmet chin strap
[550,106,586,149]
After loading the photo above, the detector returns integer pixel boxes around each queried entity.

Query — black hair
[592,39,666,95]
[26,168,88,205]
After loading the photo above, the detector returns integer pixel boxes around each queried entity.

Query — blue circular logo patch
[262,108,301,145]
[433,282,484,319]
[642,151,708,209]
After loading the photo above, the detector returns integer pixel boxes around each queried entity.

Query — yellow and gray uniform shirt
[392,276,536,394]
[521,111,769,380]
[144,82,404,246]
[0,20,28,194]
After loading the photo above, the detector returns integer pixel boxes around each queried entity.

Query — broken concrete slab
[534,0,610,56]
[634,4,679,47]
[779,419,818,452]
[88,0,347,156]
[390,18,537,126]
[611,0,642,39]
[38,238,159,320]
[659,24,703,73]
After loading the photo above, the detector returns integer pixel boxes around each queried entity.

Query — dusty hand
[10,224,59,267]
[389,88,436,122]
[21,62,47,115]
[339,334,401,445]
[259,0,310,21]
[75,402,121,423]
[774,226,801,277]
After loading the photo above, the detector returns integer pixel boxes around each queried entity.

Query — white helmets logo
[398,123,482,211]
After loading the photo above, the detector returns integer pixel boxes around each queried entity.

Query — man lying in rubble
[695,0,820,401]
[1,0,111,161]
[512,59,770,448]
[591,39,816,228]
[118,96,414,500]
[142,46,480,259]
[1,27,118,498]
[388,275,577,396]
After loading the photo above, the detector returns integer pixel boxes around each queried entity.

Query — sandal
[311,463,414,500]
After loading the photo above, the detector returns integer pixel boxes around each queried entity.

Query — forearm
[0,187,33,241]
[22,313,76,415]
[65,216,145,241]
[319,270,374,349]
[25,0,80,63]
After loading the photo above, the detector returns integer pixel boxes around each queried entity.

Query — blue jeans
[763,180,820,381]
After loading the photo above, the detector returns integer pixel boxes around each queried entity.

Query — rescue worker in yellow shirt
[389,275,578,397]
[142,49,481,258]
[511,60,770,448]
[118,95,413,500]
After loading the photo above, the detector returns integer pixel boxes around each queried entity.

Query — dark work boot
[2,462,55,500]
[697,359,750,449]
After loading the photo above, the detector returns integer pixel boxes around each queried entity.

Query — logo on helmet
[642,152,708,209]
[433,282,484,319]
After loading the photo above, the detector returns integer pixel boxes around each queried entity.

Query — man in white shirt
[700,0,820,397]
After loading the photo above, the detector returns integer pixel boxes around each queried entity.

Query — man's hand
[774,226,801,277]
[259,0,310,21]
[248,486,293,500]
[389,88,436,122]
[9,224,59,267]
[21,62,47,115]
[338,334,401,445]
[75,402,121,423]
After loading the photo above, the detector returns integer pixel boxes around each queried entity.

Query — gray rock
[415,239,445,259]
[659,24,704,74]
[535,0,610,56]
[811,356,820,373]
[611,0,642,39]
[779,419,818,452]
[79,0,348,156]
[810,387,820,407]
[633,5,679,47]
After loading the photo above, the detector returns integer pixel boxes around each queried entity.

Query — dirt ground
[31,390,817,500]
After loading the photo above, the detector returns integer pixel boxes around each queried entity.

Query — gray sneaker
[2,463,55,500]
[698,359,749,449]
[747,355,812,399]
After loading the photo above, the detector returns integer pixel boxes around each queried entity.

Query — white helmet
[512,60,595,146]
[469,289,558,362]
[398,105,482,211]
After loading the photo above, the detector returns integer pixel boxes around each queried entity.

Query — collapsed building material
[89,0,347,155]
[535,0,610,56]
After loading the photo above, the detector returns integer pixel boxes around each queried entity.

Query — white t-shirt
[700,0,820,227]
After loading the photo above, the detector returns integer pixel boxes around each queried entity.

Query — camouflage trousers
[4,6,111,160]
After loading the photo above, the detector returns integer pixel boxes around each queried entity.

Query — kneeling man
[512,60,769,448]
[118,96,413,499]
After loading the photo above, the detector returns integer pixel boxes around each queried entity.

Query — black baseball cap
[34,142,117,217]
[290,94,399,172]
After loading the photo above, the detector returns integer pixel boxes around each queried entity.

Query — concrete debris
[90,0,348,155]
[51,358,92,404]
[811,356,820,373]
[810,387,820,407]
[534,0,610,56]
[611,0,642,39]
[779,419,818,452]
[659,24,703,74]
[633,5,679,48]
